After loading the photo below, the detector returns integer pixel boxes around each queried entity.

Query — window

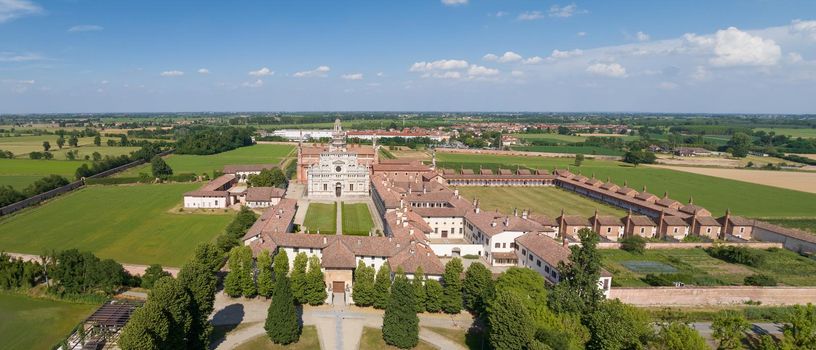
[528,254,533,260]
[323,184,328,191]
[673,227,678,233]
[739,227,745,233]
[545,266,550,273]
[293,248,299,253]
[536,260,541,267]
[521,249,526,255]
[350,184,354,191]
[706,228,711,233]
[607,227,611,233]
[640,227,645,234]
[502,243,506,248]
[494,243,500,248]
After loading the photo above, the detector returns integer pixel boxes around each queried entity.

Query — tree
[549,228,604,314]
[177,260,218,349]
[712,310,749,350]
[42,141,50,152]
[574,153,585,167]
[585,299,652,350]
[424,279,443,313]
[305,255,327,305]
[462,262,493,315]
[150,155,173,179]
[193,242,223,273]
[68,135,79,147]
[373,262,391,309]
[620,235,646,255]
[118,303,170,350]
[23,174,69,197]
[487,289,535,350]
[257,251,274,298]
[0,186,25,207]
[754,335,781,350]
[265,275,301,344]
[140,264,171,289]
[149,276,194,349]
[727,132,752,158]
[56,136,65,149]
[91,151,102,161]
[239,246,256,298]
[652,322,708,350]
[224,247,243,297]
[93,135,101,146]
[247,168,287,188]
[352,260,375,307]
[623,150,656,166]
[412,266,426,313]
[291,252,308,304]
[273,250,289,282]
[442,258,464,314]
[780,303,816,349]
[383,269,419,348]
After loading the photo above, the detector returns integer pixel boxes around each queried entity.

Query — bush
[462,254,479,260]
[744,274,777,286]
[84,177,143,185]
[642,274,674,287]
[620,236,646,254]
[167,173,197,182]
[705,246,764,267]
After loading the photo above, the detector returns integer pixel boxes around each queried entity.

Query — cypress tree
[462,262,494,315]
[257,251,274,298]
[487,289,535,350]
[291,252,308,304]
[382,269,419,349]
[265,275,301,345]
[352,260,375,306]
[373,262,391,309]
[412,266,426,313]
[118,303,170,350]
[224,247,242,297]
[273,249,289,281]
[177,260,218,349]
[306,255,327,305]
[442,258,464,314]
[239,246,256,298]
[424,279,443,313]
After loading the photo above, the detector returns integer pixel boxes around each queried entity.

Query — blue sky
[2,0,816,113]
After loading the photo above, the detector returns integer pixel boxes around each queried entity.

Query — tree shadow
[465,324,488,350]
[209,303,245,349]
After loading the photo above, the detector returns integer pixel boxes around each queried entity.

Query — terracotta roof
[516,169,532,175]
[321,240,357,269]
[184,190,228,197]
[479,169,493,175]
[515,233,571,268]
[529,214,557,227]
[223,164,277,173]
[635,191,659,202]
[242,198,298,240]
[628,215,656,226]
[691,215,720,227]
[465,211,546,237]
[372,162,432,172]
[656,197,682,208]
[559,215,591,226]
[498,169,512,175]
[600,182,619,191]
[593,215,623,226]
[718,215,754,227]
[573,175,588,182]
[616,187,637,196]
[201,174,236,191]
[752,220,816,244]
[585,178,603,187]
[461,169,474,175]
[662,216,688,226]
[387,241,445,275]
[680,204,711,216]
[246,187,285,202]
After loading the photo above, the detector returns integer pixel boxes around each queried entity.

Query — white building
[305,119,371,199]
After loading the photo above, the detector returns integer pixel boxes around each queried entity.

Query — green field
[234,326,320,350]
[116,144,294,177]
[601,248,816,287]
[435,152,816,218]
[0,158,87,189]
[456,187,624,218]
[0,183,233,266]
[0,293,98,350]
[755,127,816,139]
[0,134,134,160]
[512,145,624,156]
[303,202,337,234]
[515,133,588,143]
[341,202,375,236]
[359,327,436,350]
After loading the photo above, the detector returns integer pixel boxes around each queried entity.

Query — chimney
[562,237,569,248]
[475,200,480,214]
[388,237,392,242]
[513,208,518,217]
[491,221,497,227]
[521,209,529,220]
[454,189,459,197]
[504,217,510,226]
[323,236,327,244]
[409,228,414,236]
[357,238,362,246]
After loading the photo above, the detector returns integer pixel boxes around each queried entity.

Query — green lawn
[423,326,487,350]
[342,202,375,236]
[0,158,87,189]
[601,248,816,287]
[359,327,436,350]
[0,134,130,160]
[303,202,337,234]
[233,326,320,350]
[0,293,98,350]
[511,145,624,156]
[456,187,624,218]
[116,143,294,177]
[0,183,234,266]
[436,152,816,218]
[755,127,816,139]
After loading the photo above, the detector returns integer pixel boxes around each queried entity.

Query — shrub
[462,254,479,260]
[744,274,777,286]
[620,236,647,254]
[705,246,764,267]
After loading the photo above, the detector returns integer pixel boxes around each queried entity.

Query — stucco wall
[595,242,784,250]
[611,287,816,306]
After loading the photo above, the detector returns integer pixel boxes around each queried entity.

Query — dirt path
[649,165,816,194]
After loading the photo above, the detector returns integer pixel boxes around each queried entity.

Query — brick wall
[611,286,816,306]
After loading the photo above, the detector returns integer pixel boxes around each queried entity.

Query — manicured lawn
[0,183,234,266]
[303,202,337,234]
[424,326,487,350]
[601,248,816,287]
[342,202,375,236]
[512,145,624,156]
[0,293,98,350]
[436,152,816,218]
[0,158,87,189]
[359,327,436,350]
[116,143,294,177]
[233,326,320,350]
[456,186,624,218]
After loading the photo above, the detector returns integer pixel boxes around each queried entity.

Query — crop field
[455,187,624,218]
[511,145,624,156]
[755,127,816,139]
[0,158,87,189]
[650,165,816,194]
[303,202,336,234]
[0,183,233,266]
[116,143,295,177]
[514,133,588,143]
[601,248,816,287]
[0,134,133,160]
[435,152,816,218]
[341,202,375,236]
[0,293,98,350]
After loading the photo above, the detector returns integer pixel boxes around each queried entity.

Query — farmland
[435,152,816,218]
[116,143,294,177]
[455,187,624,218]
[601,248,816,287]
[0,158,86,189]
[303,202,337,234]
[0,183,233,266]
[511,145,624,156]
[341,202,375,235]
[0,293,98,350]
[0,134,136,160]
[755,127,816,139]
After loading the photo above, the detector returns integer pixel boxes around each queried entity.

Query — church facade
[298,119,377,199]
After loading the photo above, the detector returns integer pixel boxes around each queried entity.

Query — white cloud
[249,67,274,76]
[692,66,709,81]
[522,56,544,64]
[586,63,627,78]
[511,70,524,77]
[549,4,585,18]
[788,52,803,63]
[68,25,103,32]
[160,70,184,77]
[484,52,522,63]
[0,0,41,23]
[468,65,499,77]
[483,53,499,61]
[342,73,363,80]
[409,59,469,72]
[517,11,544,21]
[0,51,43,62]
[422,71,462,79]
[242,79,263,88]
[658,81,678,90]
[441,0,467,6]
[493,11,508,17]
[636,31,650,42]
[710,27,781,66]
[197,68,210,74]
[376,72,384,77]
[293,65,330,78]
[550,49,583,59]
[791,19,816,40]
[577,31,587,37]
